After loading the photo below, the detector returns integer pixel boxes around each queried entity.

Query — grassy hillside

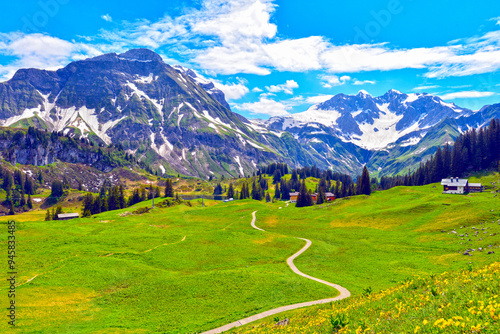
[1,173,499,333]
[233,262,500,333]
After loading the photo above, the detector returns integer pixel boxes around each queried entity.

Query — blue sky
[1,0,500,118]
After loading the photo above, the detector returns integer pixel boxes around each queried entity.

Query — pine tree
[274,183,281,199]
[27,194,33,209]
[51,180,64,197]
[45,209,51,221]
[55,206,63,219]
[8,200,15,215]
[251,179,263,200]
[227,183,234,198]
[316,187,326,204]
[296,180,313,207]
[164,179,174,197]
[20,191,26,207]
[360,166,371,195]
[266,192,271,202]
[119,185,126,209]
[82,193,93,216]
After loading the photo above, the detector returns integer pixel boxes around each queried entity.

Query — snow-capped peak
[357,90,371,97]
[388,89,402,95]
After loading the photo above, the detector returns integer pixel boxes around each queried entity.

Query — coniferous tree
[251,179,263,200]
[119,185,126,209]
[8,200,15,215]
[164,179,174,197]
[27,194,33,209]
[274,182,281,199]
[55,206,63,218]
[360,166,371,195]
[92,195,102,214]
[316,187,326,204]
[82,193,93,216]
[51,180,64,197]
[266,192,271,202]
[45,209,51,221]
[227,183,234,198]
[273,169,282,184]
[213,183,223,195]
[296,180,313,207]
[20,190,26,207]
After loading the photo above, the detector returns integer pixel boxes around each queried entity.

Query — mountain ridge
[1,48,499,178]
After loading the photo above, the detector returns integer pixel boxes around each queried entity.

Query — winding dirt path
[201,211,350,334]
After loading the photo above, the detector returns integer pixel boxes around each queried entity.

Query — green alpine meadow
[2,1,500,333]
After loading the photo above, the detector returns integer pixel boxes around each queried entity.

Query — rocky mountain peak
[118,48,164,62]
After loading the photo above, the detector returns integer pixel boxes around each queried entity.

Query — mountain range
[1,48,499,178]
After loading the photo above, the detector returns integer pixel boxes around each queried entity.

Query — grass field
[1,173,499,333]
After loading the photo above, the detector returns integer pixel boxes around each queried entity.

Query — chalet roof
[325,192,335,197]
[441,178,468,187]
[57,213,80,219]
[289,192,299,196]
[468,183,482,187]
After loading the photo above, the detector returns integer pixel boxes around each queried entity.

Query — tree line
[1,166,37,215]
[379,118,500,189]
[80,178,176,217]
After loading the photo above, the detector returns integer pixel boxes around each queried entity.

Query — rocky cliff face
[0,127,120,172]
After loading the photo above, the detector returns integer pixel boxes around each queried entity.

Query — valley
[1,172,499,333]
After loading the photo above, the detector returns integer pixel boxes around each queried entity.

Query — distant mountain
[259,90,500,176]
[0,49,325,178]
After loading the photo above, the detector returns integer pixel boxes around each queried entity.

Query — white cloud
[306,95,334,104]
[3,0,500,84]
[353,79,376,85]
[0,32,105,80]
[321,75,351,87]
[413,85,440,91]
[237,97,290,117]
[192,0,277,44]
[439,91,496,100]
[490,17,500,25]
[252,87,263,92]
[265,79,299,94]
[212,81,249,100]
[101,14,112,22]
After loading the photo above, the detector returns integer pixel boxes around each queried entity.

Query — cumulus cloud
[413,85,440,91]
[237,97,290,117]
[265,80,298,94]
[3,0,500,83]
[305,95,334,104]
[212,81,249,100]
[490,17,500,25]
[439,91,495,100]
[321,75,351,88]
[101,14,112,22]
[252,87,263,92]
[353,79,376,85]
[0,32,105,80]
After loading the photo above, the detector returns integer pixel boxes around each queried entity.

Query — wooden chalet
[441,178,483,194]
[290,192,336,203]
[311,192,336,202]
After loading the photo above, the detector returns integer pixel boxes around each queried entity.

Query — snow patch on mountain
[234,156,244,176]
[292,105,341,127]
